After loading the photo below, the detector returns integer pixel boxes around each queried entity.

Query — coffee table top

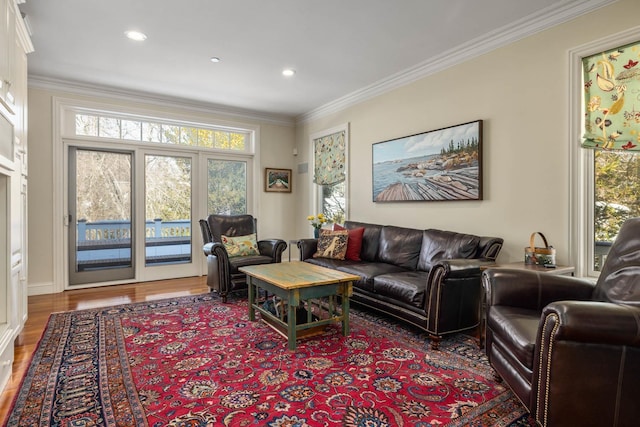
[240,261,360,290]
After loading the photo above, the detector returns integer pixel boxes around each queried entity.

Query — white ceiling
[19,0,613,120]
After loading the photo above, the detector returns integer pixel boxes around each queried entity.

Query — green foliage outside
[145,155,191,222]
[207,160,247,215]
[594,150,640,241]
[322,181,345,225]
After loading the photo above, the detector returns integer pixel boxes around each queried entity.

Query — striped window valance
[313,130,346,185]
[582,40,640,151]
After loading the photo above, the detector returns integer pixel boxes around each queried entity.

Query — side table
[288,239,300,262]
[485,261,575,276]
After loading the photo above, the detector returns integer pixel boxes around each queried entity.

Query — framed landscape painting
[372,120,483,202]
[265,168,292,193]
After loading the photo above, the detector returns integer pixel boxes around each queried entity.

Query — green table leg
[287,300,297,351]
[248,278,256,322]
[341,284,350,336]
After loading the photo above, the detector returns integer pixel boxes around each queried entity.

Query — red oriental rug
[3,294,535,426]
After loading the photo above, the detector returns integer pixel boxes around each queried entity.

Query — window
[320,182,346,225]
[593,150,640,270]
[206,159,247,215]
[311,124,349,225]
[570,29,640,277]
[74,113,248,151]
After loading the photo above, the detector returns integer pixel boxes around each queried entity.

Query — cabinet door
[0,0,16,112]
[12,33,26,142]
[0,0,8,89]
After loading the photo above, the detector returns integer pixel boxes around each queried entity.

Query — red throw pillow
[333,224,364,261]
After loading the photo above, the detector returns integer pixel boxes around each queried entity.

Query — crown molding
[28,75,296,127]
[297,0,618,124]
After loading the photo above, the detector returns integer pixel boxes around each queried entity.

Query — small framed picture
[264,168,292,193]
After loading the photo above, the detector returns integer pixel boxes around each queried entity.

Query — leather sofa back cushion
[377,226,424,270]
[417,229,480,271]
[345,221,382,262]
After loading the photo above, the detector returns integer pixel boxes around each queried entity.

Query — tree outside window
[594,150,640,270]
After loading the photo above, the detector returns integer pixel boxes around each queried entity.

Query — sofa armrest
[258,239,287,262]
[534,301,640,426]
[430,258,496,278]
[202,242,230,294]
[424,259,491,337]
[297,238,318,261]
[202,242,229,260]
[483,268,595,311]
[540,300,640,346]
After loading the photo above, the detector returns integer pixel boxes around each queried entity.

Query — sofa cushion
[313,230,348,260]
[417,229,481,271]
[333,224,365,261]
[377,226,423,270]
[344,221,382,262]
[336,262,407,293]
[373,271,428,308]
[304,257,358,270]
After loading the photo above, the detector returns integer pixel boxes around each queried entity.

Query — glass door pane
[207,159,247,214]
[69,148,134,285]
[145,155,192,266]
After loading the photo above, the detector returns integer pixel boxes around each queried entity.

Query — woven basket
[524,232,556,266]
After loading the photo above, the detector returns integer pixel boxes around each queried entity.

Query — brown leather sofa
[483,217,640,426]
[298,220,503,348]
[200,214,287,302]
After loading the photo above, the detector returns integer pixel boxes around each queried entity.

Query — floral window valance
[582,40,640,151]
[313,130,346,185]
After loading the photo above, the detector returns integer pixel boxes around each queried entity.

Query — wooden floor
[0,276,209,425]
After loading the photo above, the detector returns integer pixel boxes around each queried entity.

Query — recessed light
[125,30,147,41]
[210,57,221,63]
[282,68,296,77]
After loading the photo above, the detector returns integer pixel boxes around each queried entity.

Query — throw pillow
[333,224,365,261]
[313,230,349,260]
[221,233,260,257]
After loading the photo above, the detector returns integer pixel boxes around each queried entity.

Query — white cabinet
[0,0,17,112]
[0,0,31,394]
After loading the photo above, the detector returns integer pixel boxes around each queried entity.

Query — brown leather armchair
[200,214,287,302]
[483,218,640,426]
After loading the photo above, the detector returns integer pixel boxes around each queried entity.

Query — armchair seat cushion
[488,306,539,370]
[228,255,275,273]
[374,271,428,308]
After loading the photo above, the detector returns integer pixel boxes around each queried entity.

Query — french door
[67,145,199,287]
[68,147,135,285]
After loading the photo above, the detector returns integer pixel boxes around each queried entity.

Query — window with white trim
[74,112,249,151]
[570,28,640,277]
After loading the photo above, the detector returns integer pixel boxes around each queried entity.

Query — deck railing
[76,219,192,270]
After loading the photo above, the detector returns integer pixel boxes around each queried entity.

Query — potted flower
[307,213,327,238]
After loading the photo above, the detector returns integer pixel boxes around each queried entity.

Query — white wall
[27,87,297,294]
[294,0,640,266]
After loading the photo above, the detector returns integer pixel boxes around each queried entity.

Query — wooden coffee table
[240,261,359,350]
